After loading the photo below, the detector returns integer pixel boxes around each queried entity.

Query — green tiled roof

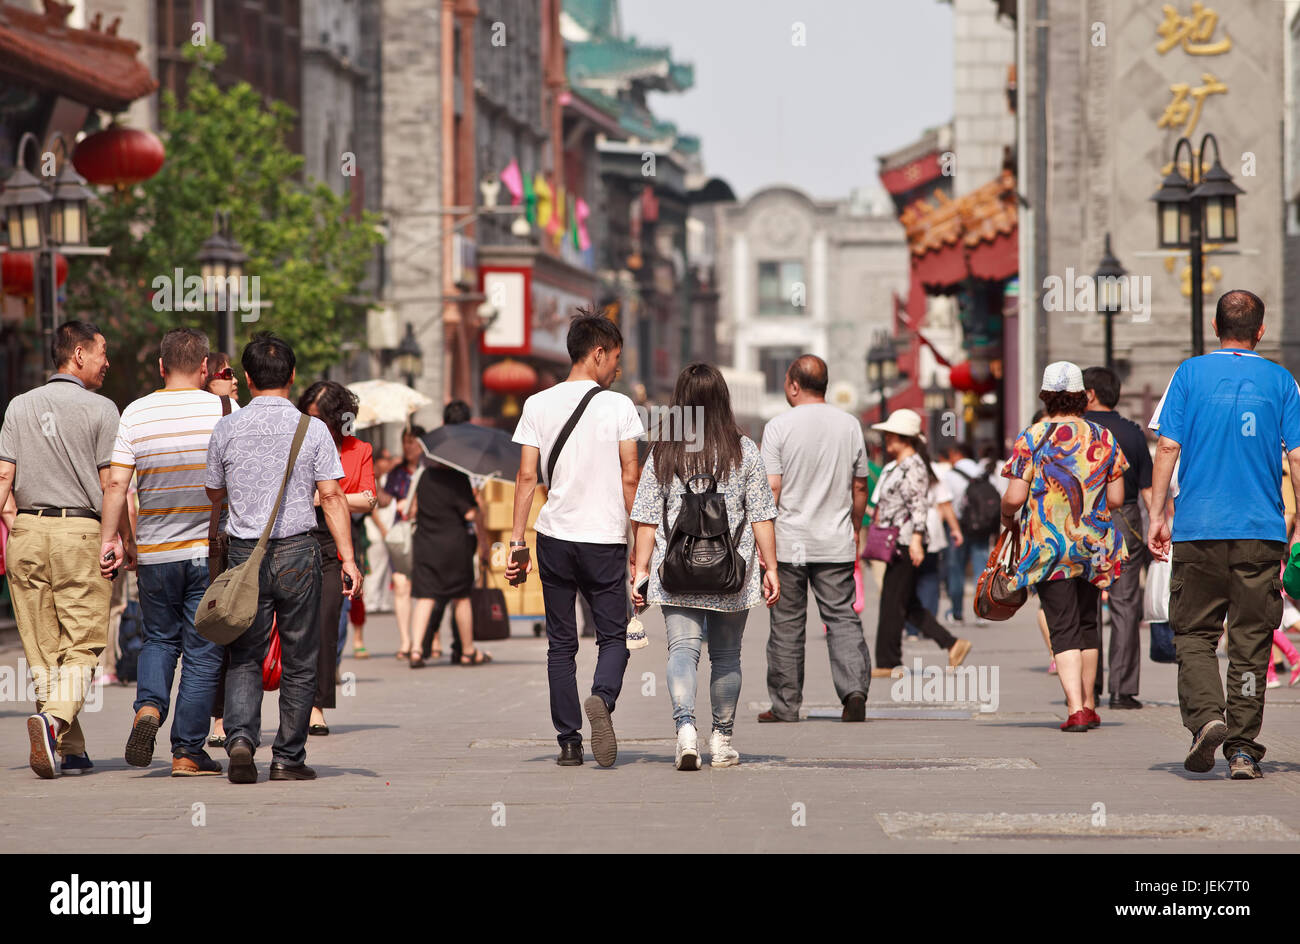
[564,0,619,39]
[566,37,693,92]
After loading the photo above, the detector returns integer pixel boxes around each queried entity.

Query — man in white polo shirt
[506,311,644,768]
[100,328,233,777]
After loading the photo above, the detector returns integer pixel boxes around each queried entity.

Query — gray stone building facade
[1018,0,1286,425]
[715,185,908,420]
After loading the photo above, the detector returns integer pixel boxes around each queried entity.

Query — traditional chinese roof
[0,1,157,113]
[900,169,1018,288]
[563,0,620,41]
[566,36,693,92]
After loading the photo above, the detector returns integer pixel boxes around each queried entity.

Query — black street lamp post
[866,331,899,423]
[1093,232,1126,372]
[395,321,423,389]
[1,132,94,369]
[1150,132,1243,357]
[197,210,248,356]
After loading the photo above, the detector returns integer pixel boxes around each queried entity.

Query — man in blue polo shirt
[1147,289,1300,780]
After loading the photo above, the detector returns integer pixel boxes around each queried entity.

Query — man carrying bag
[202,334,360,784]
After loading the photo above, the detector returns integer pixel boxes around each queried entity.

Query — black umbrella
[419,423,522,483]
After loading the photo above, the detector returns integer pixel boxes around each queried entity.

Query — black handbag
[659,473,747,595]
[471,569,511,641]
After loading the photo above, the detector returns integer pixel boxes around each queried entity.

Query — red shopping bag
[262,619,282,691]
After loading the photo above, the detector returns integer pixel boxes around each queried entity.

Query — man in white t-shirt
[507,311,644,768]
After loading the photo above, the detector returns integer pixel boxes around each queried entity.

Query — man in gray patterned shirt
[205,333,360,784]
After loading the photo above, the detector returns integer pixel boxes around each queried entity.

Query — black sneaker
[584,695,618,768]
[227,737,258,784]
[1184,719,1228,773]
[1228,752,1262,780]
[61,752,94,775]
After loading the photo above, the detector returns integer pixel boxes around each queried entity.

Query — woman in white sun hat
[999,362,1128,733]
[867,408,973,677]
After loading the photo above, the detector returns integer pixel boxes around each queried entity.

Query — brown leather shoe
[125,705,161,768]
[756,710,795,723]
[171,750,223,776]
[948,639,972,668]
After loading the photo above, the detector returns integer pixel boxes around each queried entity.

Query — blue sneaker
[61,753,94,775]
[26,713,59,779]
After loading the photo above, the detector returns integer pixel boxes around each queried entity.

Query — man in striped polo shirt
[100,328,234,776]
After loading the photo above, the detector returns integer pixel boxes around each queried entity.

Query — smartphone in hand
[508,545,530,586]
[634,575,649,613]
[103,548,118,581]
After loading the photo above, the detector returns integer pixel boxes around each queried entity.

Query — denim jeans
[766,561,871,720]
[134,559,224,754]
[224,533,322,766]
[663,605,748,736]
[336,598,351,668]
[944,534,988,620]
[905,551,941,637]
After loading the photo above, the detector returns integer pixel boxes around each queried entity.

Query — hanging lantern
[72,126,166,191]
[482,358,538,417]
[949,360,996,395]
[1,251,67,297]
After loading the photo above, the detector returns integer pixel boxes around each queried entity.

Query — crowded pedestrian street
[5,593,1298,854]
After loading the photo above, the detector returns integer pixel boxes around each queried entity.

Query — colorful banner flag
[499,159,523,205]
[575,197,591,251]
[533,174,553,229]
[522,172,536,225]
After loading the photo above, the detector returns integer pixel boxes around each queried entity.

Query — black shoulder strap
[544,386,602,487]
[220,395,232,417]
[954,467,974,482]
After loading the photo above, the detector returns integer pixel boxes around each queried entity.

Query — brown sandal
[396,650,409,661]
[460,649,492,666]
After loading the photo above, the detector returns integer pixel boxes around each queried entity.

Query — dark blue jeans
[225,533,322,766]
[537,534,630,746]
[905,551,941,636]
[943,533,988,620]
[134,559,224,754]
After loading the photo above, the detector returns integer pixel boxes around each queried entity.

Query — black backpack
[659,473,747,595]
[956,463,1002,539]
[115,598,145,683]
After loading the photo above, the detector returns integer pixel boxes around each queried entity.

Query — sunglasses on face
[213,367,235,381]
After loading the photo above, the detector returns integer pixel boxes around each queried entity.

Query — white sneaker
[674,723,700,771]
[709,729,740,768]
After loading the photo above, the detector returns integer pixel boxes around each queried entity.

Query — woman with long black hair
[869,409,972,677]
[630,363,779,771]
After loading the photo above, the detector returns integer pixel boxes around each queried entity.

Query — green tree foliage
[69,43,382,405]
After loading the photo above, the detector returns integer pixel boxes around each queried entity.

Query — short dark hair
[298,380,359,443]
[566,307,623,363]
[443,399,471,425]
[1039,389,1089,416]
[160,327,209,375]
[1215,289,1265,344]
[787,354,828,395]
[404,425,427,440]
[241,332,296,390]
[948,441,973,459]
[1082,366,1120,409]
[54,320,101,368]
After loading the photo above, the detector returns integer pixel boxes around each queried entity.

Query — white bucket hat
[1041,361,1085,393]
[870,408,924,439]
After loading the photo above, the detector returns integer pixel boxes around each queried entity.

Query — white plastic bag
[1145,557,1171,623]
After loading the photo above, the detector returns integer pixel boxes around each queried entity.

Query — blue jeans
[224,534,322,766]
[663,606,748,735]
[944,534,989,620]
[134,559,224,754]
[337,598,351,667]
[905,551,941,636]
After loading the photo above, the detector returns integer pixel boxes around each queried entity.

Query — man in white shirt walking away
[759,355,873,723]
[506,311,644,767]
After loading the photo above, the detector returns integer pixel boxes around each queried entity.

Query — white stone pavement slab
[2,578,1300,853]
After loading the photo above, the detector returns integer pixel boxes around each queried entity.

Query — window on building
[758,346,803,394]
[757,261,806,315]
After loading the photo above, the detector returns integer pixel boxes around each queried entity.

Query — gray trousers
[1101,503,1146,698]
[766,561,870,720]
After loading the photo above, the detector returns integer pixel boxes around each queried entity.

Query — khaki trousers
[7,515,109,756]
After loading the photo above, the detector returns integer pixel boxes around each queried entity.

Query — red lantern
[1,252,67,297]
[72,126,165,190]
[949,360,996,395]
[482,358,538,417]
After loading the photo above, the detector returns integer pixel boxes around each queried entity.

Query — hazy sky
[618,0,954,201]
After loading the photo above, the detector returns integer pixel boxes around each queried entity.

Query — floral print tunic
[1001,417,1130,590]
[871,452,933,546]
[630,436,778,612]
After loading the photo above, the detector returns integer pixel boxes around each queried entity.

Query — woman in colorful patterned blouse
[631,364,780,772]
[1000,362,1128,733]
[869,409,972,677]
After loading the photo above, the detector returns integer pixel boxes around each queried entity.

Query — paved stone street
[3,579,1300,854]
